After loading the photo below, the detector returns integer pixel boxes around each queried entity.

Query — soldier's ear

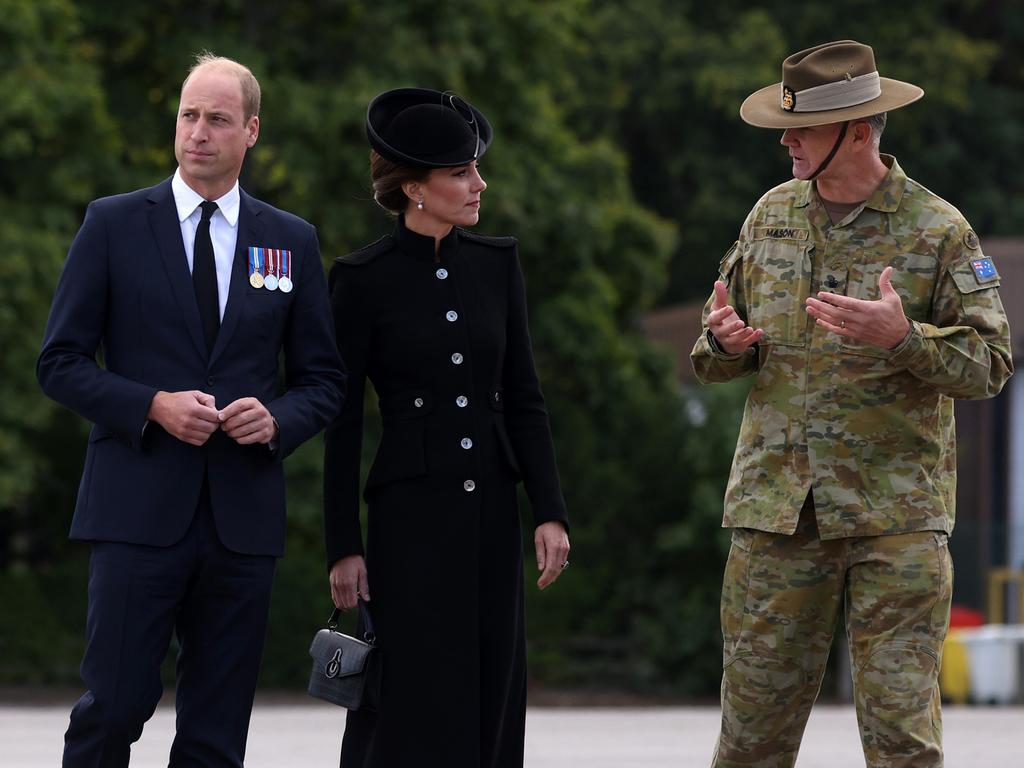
[849,120,874,149]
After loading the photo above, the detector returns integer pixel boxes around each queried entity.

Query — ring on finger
[840,320,846,329]
[561,560,569,570]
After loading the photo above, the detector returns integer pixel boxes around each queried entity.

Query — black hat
[366,88,493,168]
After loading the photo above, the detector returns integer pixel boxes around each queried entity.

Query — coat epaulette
[457,229,518,248]
[335,235,395,265]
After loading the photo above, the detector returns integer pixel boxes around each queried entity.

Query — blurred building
[642,239,1024,620]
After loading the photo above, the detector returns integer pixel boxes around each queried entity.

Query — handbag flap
[309,628,374,678]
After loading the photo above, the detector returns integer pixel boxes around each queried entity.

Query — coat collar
[393,214,459,263]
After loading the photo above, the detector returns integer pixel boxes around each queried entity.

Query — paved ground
[3,696,1021,766]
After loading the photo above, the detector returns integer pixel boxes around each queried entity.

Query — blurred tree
[0,0,121,570]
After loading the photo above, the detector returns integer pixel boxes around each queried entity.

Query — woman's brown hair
[370,150,430,215]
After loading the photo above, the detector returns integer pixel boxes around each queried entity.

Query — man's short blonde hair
[184,52,261,121]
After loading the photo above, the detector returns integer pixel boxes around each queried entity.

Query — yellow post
[987,568,1024,624]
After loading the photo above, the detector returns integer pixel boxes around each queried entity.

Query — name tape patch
[752,227,809,241]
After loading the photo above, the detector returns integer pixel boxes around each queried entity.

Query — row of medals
[250,269,293,293]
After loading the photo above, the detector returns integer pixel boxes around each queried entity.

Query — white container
[957,625,1024,704]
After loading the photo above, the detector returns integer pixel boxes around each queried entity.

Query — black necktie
[193,200,220,354]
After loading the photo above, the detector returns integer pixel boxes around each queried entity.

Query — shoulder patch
[457,229,517,248]
[752,226,808,242]
[963,229,981,250]
[335,235,394,265]
[970,257,999,284]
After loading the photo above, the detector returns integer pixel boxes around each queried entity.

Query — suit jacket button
[206,377,214,386]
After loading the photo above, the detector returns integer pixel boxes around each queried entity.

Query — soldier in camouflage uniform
[690,41,1013,767]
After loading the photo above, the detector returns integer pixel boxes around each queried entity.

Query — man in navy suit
[37,53,344,767]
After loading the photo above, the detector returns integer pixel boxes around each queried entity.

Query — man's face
[174,66,258,197]
[780,123,846,181]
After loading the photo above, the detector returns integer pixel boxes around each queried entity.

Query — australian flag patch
[970,258,999,284]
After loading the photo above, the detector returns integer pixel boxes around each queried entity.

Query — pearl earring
[417,199,424,210]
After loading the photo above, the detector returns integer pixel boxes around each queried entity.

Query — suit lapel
[211,190,264,366]
[147,180,207,360]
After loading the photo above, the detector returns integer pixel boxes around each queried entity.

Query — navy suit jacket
[38,178,345,557]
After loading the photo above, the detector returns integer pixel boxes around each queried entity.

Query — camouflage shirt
[691,156,1013,538]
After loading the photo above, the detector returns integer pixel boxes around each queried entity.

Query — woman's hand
[329,555,369,610]
[534,521,570,590]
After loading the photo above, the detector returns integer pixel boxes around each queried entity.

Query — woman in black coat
[323,88,571,767]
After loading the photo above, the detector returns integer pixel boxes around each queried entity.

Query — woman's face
[409,162,487,228]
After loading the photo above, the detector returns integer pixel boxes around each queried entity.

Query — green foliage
[3,0,1022,697]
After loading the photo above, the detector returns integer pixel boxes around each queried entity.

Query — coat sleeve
[888,224,1013,399]
[264,225,346,459]
[36,201,159,448]
[323,261,370,567]
[502,247,569,530]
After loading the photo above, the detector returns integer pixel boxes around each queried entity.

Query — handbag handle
[327,598,376,645]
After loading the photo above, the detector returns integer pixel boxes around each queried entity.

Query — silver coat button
[451,352,464,365]
[461,437,473,449]
[414,397,424,408]
[463,480,476,492]
[436,268,449,280]
[456,396,468,408]
[446,310,458,322]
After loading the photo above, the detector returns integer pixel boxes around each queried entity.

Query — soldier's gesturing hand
[708,280,765,354]
[804,266,911,349]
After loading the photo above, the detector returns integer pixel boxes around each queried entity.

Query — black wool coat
[324,216,568,768]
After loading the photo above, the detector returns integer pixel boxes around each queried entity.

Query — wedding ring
[561,560,570,570]
[840,320,846,329]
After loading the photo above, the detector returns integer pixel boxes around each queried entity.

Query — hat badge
[781,86,796,112]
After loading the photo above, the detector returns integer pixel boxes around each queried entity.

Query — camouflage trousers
[711,501,953,768]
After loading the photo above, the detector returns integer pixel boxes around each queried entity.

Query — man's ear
[246,116,260,148]
[849,119,874,149]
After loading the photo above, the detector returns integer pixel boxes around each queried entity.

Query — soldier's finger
[815,317,850,336]
[812,291,863,310]
[707,305,737,326]
[712,281,729,310]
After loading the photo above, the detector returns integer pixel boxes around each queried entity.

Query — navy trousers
[63,480,276,767]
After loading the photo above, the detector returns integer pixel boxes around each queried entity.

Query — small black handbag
[308,599,381,711]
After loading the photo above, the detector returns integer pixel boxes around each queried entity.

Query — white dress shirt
[172,168,240,321]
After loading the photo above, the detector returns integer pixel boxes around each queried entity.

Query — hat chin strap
[808,121,849,180]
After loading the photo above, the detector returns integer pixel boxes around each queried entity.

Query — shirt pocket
[745,236,812,347]
[840,251,938,358]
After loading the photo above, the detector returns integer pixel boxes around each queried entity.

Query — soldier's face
[780,123,845,180]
